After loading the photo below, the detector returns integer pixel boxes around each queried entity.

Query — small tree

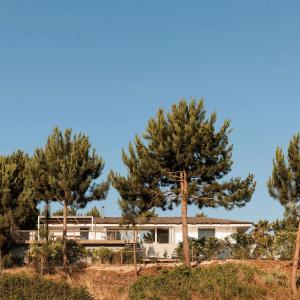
[28,127,109,274]
[85,206,102,217]
[53,206,77,216]
[118,198,140,278]
[112,99,255,266]
[267,134,300,296]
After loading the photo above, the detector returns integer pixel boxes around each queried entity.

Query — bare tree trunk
[62,201,68,275]
[45,201,50,274]
[0,248,2,275]
[133,226,137,279]
[291,220,300,298]
[181,170,190,267]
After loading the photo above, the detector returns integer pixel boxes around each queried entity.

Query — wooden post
[291,220,300,298]
[120,251,123,265]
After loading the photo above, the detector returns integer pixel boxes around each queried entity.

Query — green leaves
[28,127,109,207]
[0,151,37,249]
[113,98,255,211]
[267,133,300,219]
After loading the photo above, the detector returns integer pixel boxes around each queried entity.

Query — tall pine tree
[267,134,300,297]
[28,127,109,274]
[112,99,255,266]
[0,151,38,265]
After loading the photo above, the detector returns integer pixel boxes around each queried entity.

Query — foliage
[26,240,87,273]
[53,206,78,216]
[91,247,114,264]
[85,206,102,217]
[28,127,109,211]
[226,232,254,259]
[140,208,158,218]
[128,263,289,300]
[227,218,297,260]
[0,273,92,300]
[27,127,109,271]
[267,134,300,219]
[1,252,24,268]
[111,99,256,265]
[176,237,227,261]
[195,212,207,217]
[0,151,38,252]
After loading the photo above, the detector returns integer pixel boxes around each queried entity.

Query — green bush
[26,239,87,273]
[176,237,227,261]
[92,247,115,264]
[0,273,92,300]
[2,252,24,268]
[128,263,290,300]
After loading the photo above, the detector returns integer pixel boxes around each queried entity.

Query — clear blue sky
[1,1,299,222]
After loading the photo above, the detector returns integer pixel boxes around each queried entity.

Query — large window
[157,228,169,244]
[140,230,155,244]
[198,229,215,239]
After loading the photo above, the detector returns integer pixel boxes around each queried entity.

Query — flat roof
[93,216,252,225]
[39,216,252,225]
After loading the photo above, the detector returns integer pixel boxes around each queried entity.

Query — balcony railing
[11,229,133,243]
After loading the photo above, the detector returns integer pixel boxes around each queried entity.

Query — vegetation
[53,206,78,216]
[85,206,102,217]
[0,151,38,260]
[176,237,227,261]
[91,247,115,264]
[0,273,92,300]
[111,99,255,266]
[267,133,300,296]
[27,127,109,273]
[129,263,289,300]
[26,239,87,274]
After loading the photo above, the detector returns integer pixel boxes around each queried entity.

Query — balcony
[11,229,132,246]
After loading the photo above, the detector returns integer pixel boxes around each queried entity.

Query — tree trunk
[181,170,190,267]
[133,226,138,279]
[62,201,68,275]
[45,201,50,274]
[0,247,2,275]
[291,220,300,298]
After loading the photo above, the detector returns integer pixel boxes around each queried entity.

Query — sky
[0,0,300,222]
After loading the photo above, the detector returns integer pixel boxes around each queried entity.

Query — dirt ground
[3,260,295,300]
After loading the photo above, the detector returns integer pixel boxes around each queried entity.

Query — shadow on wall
[147,246,158,258]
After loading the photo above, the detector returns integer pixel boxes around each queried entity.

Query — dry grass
[2,260,296,300]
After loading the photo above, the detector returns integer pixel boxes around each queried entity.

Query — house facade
[13,216,252,258]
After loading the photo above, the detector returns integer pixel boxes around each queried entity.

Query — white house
[13,216,252,258]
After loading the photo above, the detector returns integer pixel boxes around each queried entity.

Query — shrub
[92,247,115,264]
[2,252,24,268]
[128,263,290,300]
[176,237,227,261]
[26,239,87,273]
[272,230,296,260]
[0,273,92,300]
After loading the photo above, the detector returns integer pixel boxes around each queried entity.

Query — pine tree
[85,206,102,217]
[118,198,139,278]
[267,134,300,297]
[0,151,38,268]
[28,127,109,274]
[112,99,255,266]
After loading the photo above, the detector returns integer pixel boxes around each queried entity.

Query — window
[198,229,215,239]
[157,228,169,244]
[80,228,89,240]
[140,230,155,244]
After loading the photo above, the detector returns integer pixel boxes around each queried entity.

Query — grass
[0,272,92,300]
[128,263,291,300]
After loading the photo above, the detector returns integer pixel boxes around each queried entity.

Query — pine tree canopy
[28,127,109,209]
[111,99,255,211]
[0,151,38,248]
[267,133,300,219]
